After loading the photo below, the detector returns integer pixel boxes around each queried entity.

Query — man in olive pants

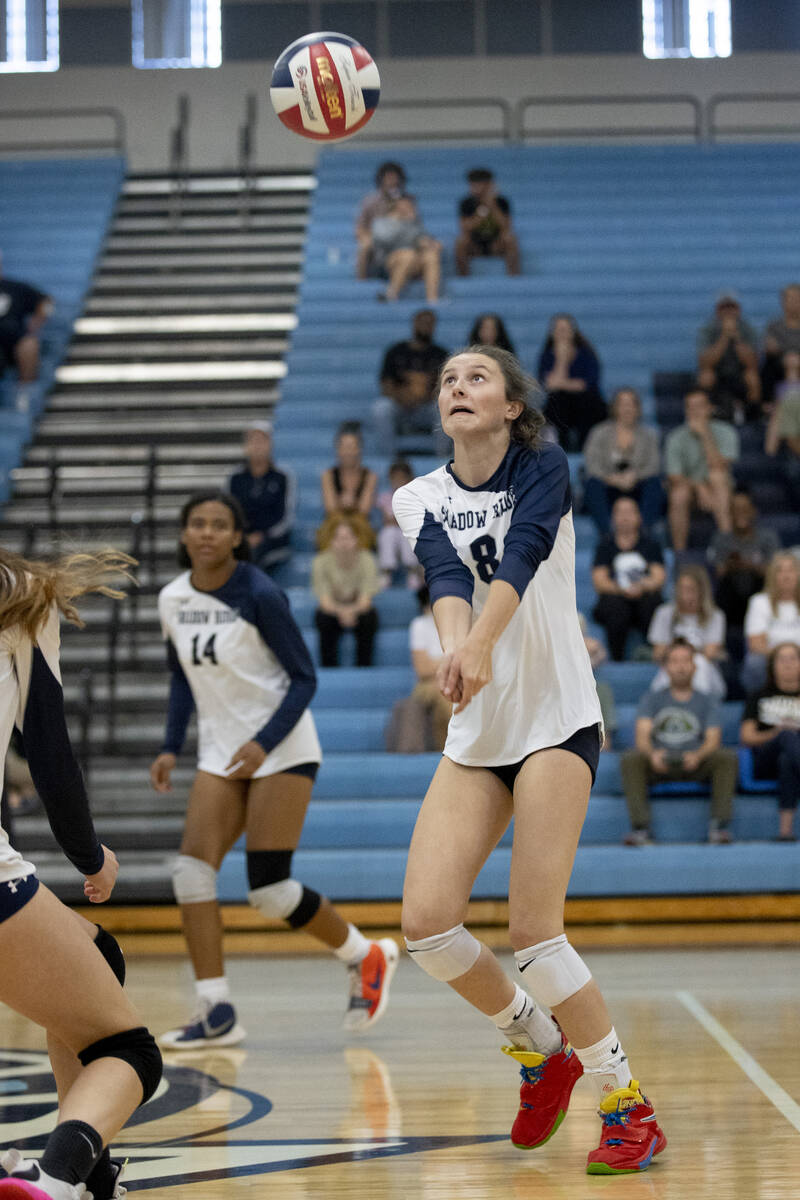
[621,638,738,845]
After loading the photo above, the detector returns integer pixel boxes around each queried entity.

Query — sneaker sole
[159,1021,247,1050]
[343,938,400,1033]
[511,1106,569,1150]
[586,1131,666,1174]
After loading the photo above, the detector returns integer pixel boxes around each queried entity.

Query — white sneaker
[0,1150,90,1199]
[343,938,399,1032]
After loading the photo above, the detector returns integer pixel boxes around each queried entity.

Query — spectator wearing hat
[454,168,520,277]
[697,291,761,423]
[227,420,296,574]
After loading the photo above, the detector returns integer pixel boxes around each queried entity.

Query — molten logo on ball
[270,31,380,142]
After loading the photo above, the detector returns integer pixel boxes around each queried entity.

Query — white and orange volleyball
[269,32,380,142]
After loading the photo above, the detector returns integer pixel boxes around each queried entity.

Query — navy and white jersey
[393,441,602,766]
[0,603,103,884]
[159,562,321,778]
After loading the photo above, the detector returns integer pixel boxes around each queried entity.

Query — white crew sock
[573,1027,631,1099]
[195,975,231,1006]
[492,984,562,1056]
[333,923,371,965]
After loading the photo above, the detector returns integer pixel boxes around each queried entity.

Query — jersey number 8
[470,535,500,584]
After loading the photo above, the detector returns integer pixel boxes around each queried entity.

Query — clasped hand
[436,634,493,714]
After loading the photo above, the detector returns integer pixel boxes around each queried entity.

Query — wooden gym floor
[1,938,798,1199]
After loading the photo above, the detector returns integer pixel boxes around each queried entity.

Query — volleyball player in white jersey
[0,549,161,1200]
[150,491,397,1049]
[393,347,666,1175]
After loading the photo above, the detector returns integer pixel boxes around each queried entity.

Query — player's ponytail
[0,547,135,638]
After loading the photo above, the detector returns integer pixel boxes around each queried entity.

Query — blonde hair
[673,564,714,629]
[765,551,800,615]
[0,548,136,639]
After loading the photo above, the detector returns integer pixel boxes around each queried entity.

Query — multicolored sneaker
[502,1033,583,1149]
[343,938,399,1032]
[586,1080,667,1174]
[159,999,246,1050]
[0,1150,88,1200]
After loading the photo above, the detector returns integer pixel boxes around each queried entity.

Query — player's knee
[78,1026,162,1106]
[404,923,482,983]
[246,850,321,929]
[94,924,126,986]
[172,854,217,905]
[513,934,592,1008]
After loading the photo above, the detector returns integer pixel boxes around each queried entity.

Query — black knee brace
[94,924,126,987]
[246,849,322,928]
[78,1027,162,1106]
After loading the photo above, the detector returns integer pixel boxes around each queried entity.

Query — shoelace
[519,1063,546,1086]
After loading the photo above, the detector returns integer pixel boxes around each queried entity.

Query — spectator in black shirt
[740,640,800,841]
[455,168,520,277]
[372,308,449,456]
[227,420,296,574]
[0,251,52,390]
[591,496,666,661]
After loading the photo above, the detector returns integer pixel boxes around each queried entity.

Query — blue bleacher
[256,142,800,903]
[0,157,125,500]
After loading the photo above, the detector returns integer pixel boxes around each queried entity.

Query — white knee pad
[172,855,217,904]
[514,935,592,1008]
[405,923,482,982]
[248,878,303,921]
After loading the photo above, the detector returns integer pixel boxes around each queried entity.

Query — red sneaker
[586,1080,667,1174]
[502,1034,583,1149]
[343,938,399,1032]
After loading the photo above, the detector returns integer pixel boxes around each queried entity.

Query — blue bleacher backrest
[737,746,777,794]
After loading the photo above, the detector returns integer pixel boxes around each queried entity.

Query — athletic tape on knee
[405,923,482,982]
[94,924,126,987]
[78,1026,162,1106]
[514,935,592,1008]
[172,855,217,905]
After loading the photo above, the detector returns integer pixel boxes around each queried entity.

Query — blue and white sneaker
[159,1000,246,1050]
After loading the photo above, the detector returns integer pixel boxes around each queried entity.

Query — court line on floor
[676,990,800,1133]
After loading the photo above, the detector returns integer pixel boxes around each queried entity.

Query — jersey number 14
[190,633,218,666]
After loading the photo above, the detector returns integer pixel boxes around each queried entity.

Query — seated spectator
[537,314,606,451]
[467,312,516,354]
[708,488,780,657]
[620,638,738,846]
[697,291,761,423]
[377,460,422,588]
[355,161,408,279]
[740,641,800,841]
[647,564,727,698]
[742,552,800,693]
[765,349,800,508]
[227,419,295,574]
[454,168,520,276]
[591,496,666,661]
[0,250,53,407]
[318,421,378,551]
[408,585,451,751]
[582,387,663,534]
[578,613,618,750]
[665,388,739,552]
[761,282,800,405]
[312,515,380,667]
[372,309,449,457]
[370,195,441,303]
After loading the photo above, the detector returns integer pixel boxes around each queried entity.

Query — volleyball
[269,32,380,142]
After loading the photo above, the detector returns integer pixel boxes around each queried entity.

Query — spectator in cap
[697,291,761,423]
[227,419,296,574]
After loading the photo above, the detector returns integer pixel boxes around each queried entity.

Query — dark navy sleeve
[574,347,600,390]
[250,578,317,754]
[162,639,195,755]
[20,645,104,876]
[414,512,474,606]
[494,447,571,598]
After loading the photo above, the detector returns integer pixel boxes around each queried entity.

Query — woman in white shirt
[742,552,800,692]
[648,564,727,696]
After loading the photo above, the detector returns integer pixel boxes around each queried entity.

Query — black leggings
[315,607,378,667]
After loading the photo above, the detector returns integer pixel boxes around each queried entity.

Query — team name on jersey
[177,608,239,625]
[439,486,515,531]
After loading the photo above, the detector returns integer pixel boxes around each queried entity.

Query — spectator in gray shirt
[582,387,663,533]
[620,639,738,846]
[665,388,739,552]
